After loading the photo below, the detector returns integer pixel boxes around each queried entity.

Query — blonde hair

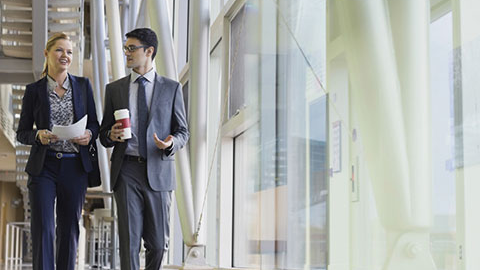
[41,33,72,77]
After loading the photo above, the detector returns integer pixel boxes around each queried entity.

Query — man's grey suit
[99,73,189,270]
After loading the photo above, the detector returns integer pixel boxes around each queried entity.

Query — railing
[4,222,30,270]
[0,106,15,148]
[85,191,118,270]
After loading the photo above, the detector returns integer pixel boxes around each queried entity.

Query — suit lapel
[149,73,163,125]
[69,74,83,121]
[37,77,50,128]
[120,75,131,110]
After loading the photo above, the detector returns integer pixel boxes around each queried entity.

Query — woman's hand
[70,130,91,146]
[38,129,58,145]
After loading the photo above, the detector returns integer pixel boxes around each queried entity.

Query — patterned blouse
[46,75,78,153]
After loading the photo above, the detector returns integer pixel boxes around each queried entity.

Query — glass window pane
[232,0,328,269]
[229,5,246,118]
[276,0,328,268]
[233,125,261,267]
[177,0,189,73]
[182,81,189,117]
[430,12,456,270]
[206,44,223,266]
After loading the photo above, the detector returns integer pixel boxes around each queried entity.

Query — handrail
[4,222,30,270]
[0,106,15,148]
[85,191,117,269]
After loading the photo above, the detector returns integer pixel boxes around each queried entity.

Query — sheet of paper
[52,115,87,140]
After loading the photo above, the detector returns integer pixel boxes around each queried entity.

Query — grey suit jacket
[99,73,189,191]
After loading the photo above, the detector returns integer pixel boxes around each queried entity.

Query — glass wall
[228,0,328,269]
[206,43,223,265]
[275,0,327,269]
[202,1,475,270]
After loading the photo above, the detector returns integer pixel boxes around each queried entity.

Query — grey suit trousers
[114,159,172,270]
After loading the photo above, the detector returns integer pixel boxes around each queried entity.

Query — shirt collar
[130,68,155,84]
[46,74,71,91]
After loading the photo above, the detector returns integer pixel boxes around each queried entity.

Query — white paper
[52,115,87,140]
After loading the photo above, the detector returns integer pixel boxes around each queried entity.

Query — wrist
[35,130,41,144]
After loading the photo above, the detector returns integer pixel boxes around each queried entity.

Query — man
[99,28,189,270]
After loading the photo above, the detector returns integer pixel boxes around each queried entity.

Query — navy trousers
[28,153,88,270]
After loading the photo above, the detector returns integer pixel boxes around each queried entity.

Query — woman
[16,33,99,270]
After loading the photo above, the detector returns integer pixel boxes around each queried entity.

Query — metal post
[110,197,117,269]
[32,0,47,80]
[14,226,20,269]
[89,220,95,267]
[5,223,10,270]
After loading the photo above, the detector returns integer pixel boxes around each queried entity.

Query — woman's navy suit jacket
[16,74,99,176]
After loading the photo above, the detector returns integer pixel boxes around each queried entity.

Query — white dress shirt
[125,68,155,157]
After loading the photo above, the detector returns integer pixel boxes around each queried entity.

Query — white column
[337,0,435,269]
[129,0,140,31]
[105,0,126,80]
[188,0,210,246]
[147,0,196,247]
[387,0,431,229]
[337,0,410,230]
[147,0,177,79]
[135,0,150,28]
[92,0,112,202]
[92,0,109,102]
[121,0,130,36]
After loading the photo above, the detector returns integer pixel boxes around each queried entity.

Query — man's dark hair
[125,28,158,60]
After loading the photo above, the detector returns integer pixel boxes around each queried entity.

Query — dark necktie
[136,76,148,158]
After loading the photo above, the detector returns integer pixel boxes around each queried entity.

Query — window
[176,0,189,73]
[182,81,189,117]
[206,43,223,266]
[231,0,328,268]
[229,5,247,119]
[275,1,328,268]
[430,11,456,270]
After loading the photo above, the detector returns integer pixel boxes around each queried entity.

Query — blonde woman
[16,33,99,270]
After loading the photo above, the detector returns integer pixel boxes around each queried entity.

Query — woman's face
[45,39,73,73]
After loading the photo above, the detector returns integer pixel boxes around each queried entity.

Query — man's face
[124,37,152,69]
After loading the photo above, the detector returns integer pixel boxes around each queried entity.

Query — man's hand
[153,134,173,150]
[71,130,91,146]
[110,123,125,142]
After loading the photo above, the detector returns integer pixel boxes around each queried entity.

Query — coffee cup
[114,109,132,139]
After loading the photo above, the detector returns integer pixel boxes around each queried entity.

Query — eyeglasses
[123,45,149,53]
